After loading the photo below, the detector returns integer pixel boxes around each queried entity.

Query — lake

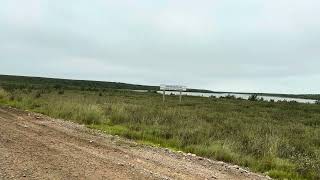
[156,91,317,104]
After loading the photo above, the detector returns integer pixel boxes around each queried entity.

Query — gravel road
[0,106,270,180]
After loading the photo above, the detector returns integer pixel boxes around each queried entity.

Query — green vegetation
[0,74,159,91]
[0,75,320,179]
[3,74,319,98]
[213,92,320,101]
[248,94,259,101]
[0,74,211,93]
[255,93,320,101]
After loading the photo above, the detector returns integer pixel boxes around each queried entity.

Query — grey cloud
[0,0,320,93]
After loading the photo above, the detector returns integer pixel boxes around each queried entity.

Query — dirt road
[0,106,270,180]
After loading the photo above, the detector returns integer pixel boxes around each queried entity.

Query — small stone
[187,153,196,157]
[89,140,94,143]
[231,165,240,170]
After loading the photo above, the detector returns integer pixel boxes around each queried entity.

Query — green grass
[0,87,319,179]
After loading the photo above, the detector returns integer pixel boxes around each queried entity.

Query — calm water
[156,91,317,104]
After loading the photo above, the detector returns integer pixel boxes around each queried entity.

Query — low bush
[248,94,258,101]
[0,88,9,99]
[58,90,64,95]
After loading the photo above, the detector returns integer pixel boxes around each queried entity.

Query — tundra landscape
[0,75,319,179]
[1,1,320,179]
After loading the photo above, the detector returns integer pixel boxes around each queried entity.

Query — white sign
[160,84,187,103]
[160,84,187,91]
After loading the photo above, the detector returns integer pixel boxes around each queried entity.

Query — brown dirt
[0,106,271,180]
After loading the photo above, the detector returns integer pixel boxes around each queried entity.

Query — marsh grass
[1,88,320,179]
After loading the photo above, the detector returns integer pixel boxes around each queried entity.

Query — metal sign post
[160,85,187,103]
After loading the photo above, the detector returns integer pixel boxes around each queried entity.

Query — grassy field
[1,74,319,99]
[0,86,320,179]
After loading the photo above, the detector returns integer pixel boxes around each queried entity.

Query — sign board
[160,84,187,91]
[160,84,187,103]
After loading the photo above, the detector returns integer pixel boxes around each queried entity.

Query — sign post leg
[163,90,165,102]
[160,85,186,103]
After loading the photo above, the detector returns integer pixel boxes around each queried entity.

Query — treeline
[0,74,216,93]
[0,75,159,92]
[241,92,320,101]
[211,92,320,101]
[259,93,320,100]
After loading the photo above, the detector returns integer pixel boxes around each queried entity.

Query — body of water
[157,91,317,104]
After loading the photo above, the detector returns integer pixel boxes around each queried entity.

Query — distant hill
[0,74,212,93]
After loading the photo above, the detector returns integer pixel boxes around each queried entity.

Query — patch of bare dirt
[0,106,270,180]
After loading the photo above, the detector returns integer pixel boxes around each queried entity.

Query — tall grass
[1,88,320,179]
[0,88,9,100]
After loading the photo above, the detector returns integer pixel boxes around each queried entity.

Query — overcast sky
[0,0,319,93]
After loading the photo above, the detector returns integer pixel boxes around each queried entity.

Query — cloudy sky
[1,0,319,93]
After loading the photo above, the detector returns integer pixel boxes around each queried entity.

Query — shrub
[58,90,64,95]
[150,90,158,93]
[248,94,258,101]
[225,94,236,99]
[35,92,41,98]
[53,84,62,89]
[9,95,15,101]
[80,105,104,124]
[0,88,9,100]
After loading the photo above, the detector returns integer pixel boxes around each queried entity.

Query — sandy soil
[0,106,270,180]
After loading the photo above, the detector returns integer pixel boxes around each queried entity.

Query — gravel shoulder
[0,106,270,180]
